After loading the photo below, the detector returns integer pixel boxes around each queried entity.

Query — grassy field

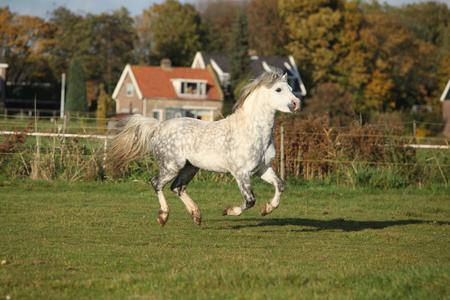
[0,178,449,299]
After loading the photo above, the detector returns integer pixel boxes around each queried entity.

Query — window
[185,108,213,121]
[165,107,215,121]
[152,109,163,122]
[166,108,185,120]
[126,83,134,97]
[221,74,230,87]
[180,81,206,97]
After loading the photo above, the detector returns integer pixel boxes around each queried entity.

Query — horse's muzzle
[292,98,301,113]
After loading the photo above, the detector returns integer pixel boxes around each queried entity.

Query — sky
[3,0,190,19]
[3,0,449,20]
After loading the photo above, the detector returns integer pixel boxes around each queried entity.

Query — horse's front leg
[222,174,255,216]
[256,166,285,216]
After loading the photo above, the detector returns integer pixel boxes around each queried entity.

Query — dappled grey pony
[107,70,301,227]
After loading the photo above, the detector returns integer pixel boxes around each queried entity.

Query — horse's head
[266,73,301,114]
[233,70,301,114]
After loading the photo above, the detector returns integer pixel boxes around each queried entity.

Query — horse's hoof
[261,205,268,216]
[192,216,201,226]
[157,209,169,227]
[157,217,166,227]
[222,206,234,216]
[261,204,272,216]
[222,206,242,216]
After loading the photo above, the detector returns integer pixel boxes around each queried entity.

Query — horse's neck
[235,92,276,139]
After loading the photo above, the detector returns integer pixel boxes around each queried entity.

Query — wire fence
[0,115,449,185]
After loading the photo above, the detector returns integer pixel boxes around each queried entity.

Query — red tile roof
[131,65,222,101]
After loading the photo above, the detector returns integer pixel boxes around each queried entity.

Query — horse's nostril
[293,99,300,112]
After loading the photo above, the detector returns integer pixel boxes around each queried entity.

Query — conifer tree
[65,56,88,112]
[228,9,252,100]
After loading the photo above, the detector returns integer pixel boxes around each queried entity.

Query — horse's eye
[276,88,281,92]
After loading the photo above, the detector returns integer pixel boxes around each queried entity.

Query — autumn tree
[303,82,356,127]
[0,6,56,83]
[137,0,203,66]
[134,8,154,65]
[330,2,366,95]
[390,1,450,103]
[79,8,137,95]
[246,0,287,56]
[49,7,136,96]
[280,0,346,90]
[280,0,441,115]
[280,0,369,109]
[390,1,450,59]
[435,51,450,102]
[65,56,88,112]
[357,9,437,112]
[197,0,245,53]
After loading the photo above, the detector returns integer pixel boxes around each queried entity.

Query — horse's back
[151,117,231,172]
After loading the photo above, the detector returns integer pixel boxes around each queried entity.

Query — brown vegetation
[272,115,417,182]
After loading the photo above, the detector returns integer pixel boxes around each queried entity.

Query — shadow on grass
[216,218,449,232]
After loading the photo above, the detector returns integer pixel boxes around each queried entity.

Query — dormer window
[180,81,206,97]
[126,83,134,97]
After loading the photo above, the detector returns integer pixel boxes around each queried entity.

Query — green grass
[0,178,449,299]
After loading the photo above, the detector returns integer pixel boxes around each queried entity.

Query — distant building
[191,51,307,97]
[1,63,60,113]
[440,78,450,136]
[4,81,60,112]
[112,59,223,122]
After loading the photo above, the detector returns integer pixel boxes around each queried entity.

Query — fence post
[62,115,67,144]
[103,136,108,168]
[413,120,417,143]
[280,125,285,181]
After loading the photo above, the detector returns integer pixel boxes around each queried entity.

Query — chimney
[161,58,172,71]
[248,49,258,60]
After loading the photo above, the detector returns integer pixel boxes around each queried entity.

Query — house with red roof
[112,59,224,121]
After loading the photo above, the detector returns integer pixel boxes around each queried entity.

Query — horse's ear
[271,72,277,80]
[282,73,287,81]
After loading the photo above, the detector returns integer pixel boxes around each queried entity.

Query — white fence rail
[407,144,449,150]
[0,131,108,140]
[1,130,448,151]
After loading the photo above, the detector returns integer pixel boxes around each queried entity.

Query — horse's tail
[106,114,161,175]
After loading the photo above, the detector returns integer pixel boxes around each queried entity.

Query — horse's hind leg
[257,166,285,216]
[151,171,179,227]
[170,162,201,225]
